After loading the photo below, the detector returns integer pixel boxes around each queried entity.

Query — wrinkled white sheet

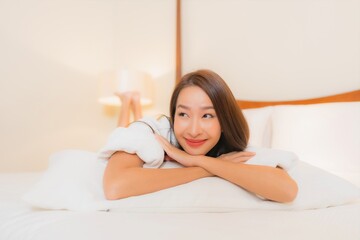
[1,172,360,240]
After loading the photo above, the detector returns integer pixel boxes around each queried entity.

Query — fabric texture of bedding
[243,102,360,187]
[242,106,273,148]
[270,102,360,186]
[2,173,360,240]
[22,148,360,212]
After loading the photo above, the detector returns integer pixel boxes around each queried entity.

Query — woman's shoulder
[133,115,171,131]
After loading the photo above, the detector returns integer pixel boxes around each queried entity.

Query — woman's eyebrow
[177,104,190,110]
[201,106,215,110]
[177,104,214,110]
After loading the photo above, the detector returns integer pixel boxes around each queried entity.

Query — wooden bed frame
[237,90,360,109]
[174,0,360,109]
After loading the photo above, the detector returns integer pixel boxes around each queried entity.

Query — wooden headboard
[174,1,360,109]
[237,90,360,109]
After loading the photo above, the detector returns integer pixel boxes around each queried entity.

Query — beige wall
[1,0,359,172]
[0,0,175,172]
[182,0,360,100]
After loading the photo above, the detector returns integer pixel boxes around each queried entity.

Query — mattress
[1,172,359,240]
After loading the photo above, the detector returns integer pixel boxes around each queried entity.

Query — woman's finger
[164,155,174,161]
[220,153,255,163]
[237,151,256,157]
[233,157,253,163]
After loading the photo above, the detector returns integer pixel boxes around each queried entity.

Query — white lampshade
[98,69,153,107]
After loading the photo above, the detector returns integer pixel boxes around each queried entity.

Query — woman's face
[174,86,222,155]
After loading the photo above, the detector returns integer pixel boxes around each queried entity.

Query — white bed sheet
[1,172,359,240]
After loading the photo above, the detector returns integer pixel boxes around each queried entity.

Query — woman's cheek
[174,119,187,134]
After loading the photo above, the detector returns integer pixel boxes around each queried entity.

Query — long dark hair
[170,69,249,157]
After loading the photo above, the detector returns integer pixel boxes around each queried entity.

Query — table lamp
[98,69,153,107]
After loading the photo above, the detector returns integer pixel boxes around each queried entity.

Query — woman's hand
[218,151,256,163]
[154,134,196,167]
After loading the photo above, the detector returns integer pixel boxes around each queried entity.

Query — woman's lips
[185,139,206,148]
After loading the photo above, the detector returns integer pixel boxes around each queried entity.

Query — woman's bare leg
[115,92,133,127]
[131,91,143,121]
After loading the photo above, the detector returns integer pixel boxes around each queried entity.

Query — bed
[1,90,359,240]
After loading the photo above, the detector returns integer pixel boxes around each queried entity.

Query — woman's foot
[115,92,134,127]
[115,91,133,105]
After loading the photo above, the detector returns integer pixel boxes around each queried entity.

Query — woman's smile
[185,138,207,148]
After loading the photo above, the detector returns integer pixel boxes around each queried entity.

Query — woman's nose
[188,119,202,137]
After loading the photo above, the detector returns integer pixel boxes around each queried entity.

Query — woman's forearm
[105,167,211,200]
[196,157,298,203]
[103,152,212,200]
[154,135,298,203]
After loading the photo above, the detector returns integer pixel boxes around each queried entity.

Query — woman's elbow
[103,176,132,200]
[104,184,121,200]
[278,178,298,203]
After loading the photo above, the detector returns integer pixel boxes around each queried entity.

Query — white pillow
[106,161,360,212]
[22,150,106,211]
[22,149,360,212]
[271,102,360,187]
[242,106,273,148]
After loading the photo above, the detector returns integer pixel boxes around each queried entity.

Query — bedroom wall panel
[0,0,175,172]
[182,0,360,101]
[0,0,115,172]
[111,0,175,116]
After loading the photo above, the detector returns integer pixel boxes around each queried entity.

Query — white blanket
[98,116,178,168]
[3,172,360,240]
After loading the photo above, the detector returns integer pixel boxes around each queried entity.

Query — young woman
[103,70,298,203]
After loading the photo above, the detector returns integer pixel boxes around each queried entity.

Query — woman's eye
[178,112,188,117]
[203,113,214,119]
